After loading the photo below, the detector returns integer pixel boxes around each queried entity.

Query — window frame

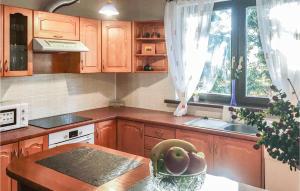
[198,0,270,107]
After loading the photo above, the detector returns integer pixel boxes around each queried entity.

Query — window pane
[197,9,232,95]
[246,6,272,97]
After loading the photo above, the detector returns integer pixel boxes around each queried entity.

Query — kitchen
[0,0,299,191]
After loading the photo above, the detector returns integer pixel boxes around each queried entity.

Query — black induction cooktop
[29,114,92,129]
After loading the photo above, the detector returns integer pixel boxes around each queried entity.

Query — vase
[230,79,237,106]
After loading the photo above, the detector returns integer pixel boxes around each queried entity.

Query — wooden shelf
[136,38,165,41]
[136,54,166,57]
[135,70,168,73]
[133,21,168,73]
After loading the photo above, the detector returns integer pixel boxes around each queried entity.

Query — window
[196,0,272,107]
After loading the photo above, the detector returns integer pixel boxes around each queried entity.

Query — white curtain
[257,0,300,105]
[165,0,214,116]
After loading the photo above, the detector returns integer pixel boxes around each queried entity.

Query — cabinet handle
[139,127,143,138]
[214,144,218,155]
[4,60,8,72]
[53,35,63,38]
[81,60,84,70]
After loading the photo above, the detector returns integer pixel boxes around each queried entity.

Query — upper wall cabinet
[80,18,101,73]
[3,6,33,77]
[0,5,3,77]
[102,21,132,72]
[34,11,79,40]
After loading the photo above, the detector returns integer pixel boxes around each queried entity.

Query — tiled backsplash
[0,73,116,119]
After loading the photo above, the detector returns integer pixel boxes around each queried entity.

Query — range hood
[33,38,89,53]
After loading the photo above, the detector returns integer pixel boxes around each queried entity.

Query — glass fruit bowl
[149,161,207,191]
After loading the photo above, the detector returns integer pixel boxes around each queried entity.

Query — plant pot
[193,95,199,102]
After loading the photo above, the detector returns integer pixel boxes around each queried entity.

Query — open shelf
[135,54,167,57]
[133,21,168,73]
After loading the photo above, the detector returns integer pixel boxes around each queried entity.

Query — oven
[48,124,94,149]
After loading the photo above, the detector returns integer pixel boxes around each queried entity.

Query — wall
[116,73,223,119]
[0,73,115,119]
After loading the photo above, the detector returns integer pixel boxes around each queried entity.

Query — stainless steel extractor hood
[33,38,89,53]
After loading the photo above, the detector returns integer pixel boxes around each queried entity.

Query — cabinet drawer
[144,149,151,158]
[145,125,175,139]
[144,136,163,150]
[34,11,79,40]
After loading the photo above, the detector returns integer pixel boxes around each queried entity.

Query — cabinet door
[176,129,214,173]
[34,11,79,40]
[102,21,132,72]
[213,136,262,187]
[3,6,33,76]
[80,18,101,73]
[19,136,48,157]
[0,143,18,191]
[0,5,3,76]
[95,120,117,149]
[117,120,144,156]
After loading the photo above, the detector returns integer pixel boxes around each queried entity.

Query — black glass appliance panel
[29,114,92,129]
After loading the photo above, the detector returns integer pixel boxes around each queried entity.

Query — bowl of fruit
[150,139,207,191]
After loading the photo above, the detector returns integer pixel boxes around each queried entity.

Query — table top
[7,143,265,191]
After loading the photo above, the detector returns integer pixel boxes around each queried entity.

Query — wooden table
[7,143,265,191]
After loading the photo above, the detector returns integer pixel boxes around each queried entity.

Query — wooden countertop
[0,106,258,146]
[7,143,149,191]
[7,143,265,191]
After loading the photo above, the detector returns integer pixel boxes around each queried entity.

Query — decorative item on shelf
[144,64,153,71]
[230,84,300,171]
[156,42,166,54]
[142,43,156,55]
[151,32,161,38]
[142,32,151,38]
[230,56,243,106]
[150,139,207,191]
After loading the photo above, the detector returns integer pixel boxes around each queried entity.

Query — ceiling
[2,0,166,20]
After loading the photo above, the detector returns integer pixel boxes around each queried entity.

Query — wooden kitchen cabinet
[0,5,3,77]
[117,120,144,156]
[3,6,33,77]
[79,18,101,73]
[95,120,117,149]
[213,136,262,188]
[176,129,214,173]
[34,11,79,40]
[102,21,132,72]
[18,136,48,157]
[0,143,18,191]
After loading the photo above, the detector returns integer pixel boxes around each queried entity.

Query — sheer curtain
[257,0,300,105]
[165,0,214,116]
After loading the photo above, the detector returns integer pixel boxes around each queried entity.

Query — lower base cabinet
[0,136,48,191]
[95,120,117,149]
[0,143,18,191]
[176,129,214,173]
[117,120,144,156]
[213,136,262,188]
[176,129,263,188]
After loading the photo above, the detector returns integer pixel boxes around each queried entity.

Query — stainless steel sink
[185,118,258,135]
[224,124,258,135]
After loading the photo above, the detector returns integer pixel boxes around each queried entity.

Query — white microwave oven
[0,103,29,132]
